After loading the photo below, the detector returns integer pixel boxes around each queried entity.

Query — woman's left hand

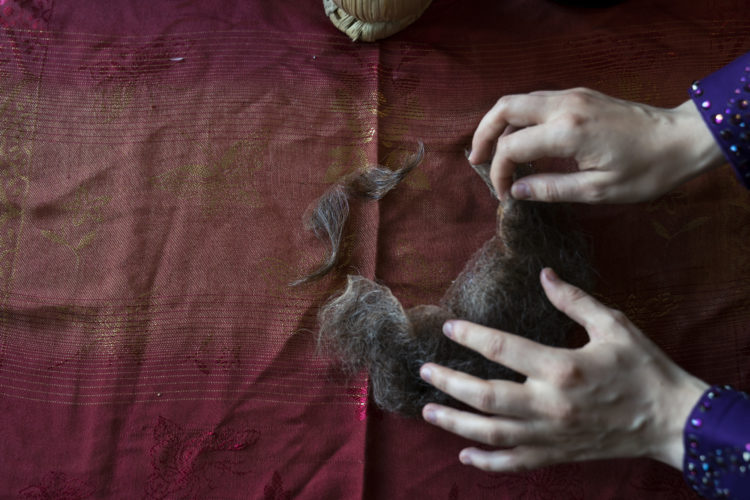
[419,268,707,472]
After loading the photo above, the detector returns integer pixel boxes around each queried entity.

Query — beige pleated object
[323,0,433,42]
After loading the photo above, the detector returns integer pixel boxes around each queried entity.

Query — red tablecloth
[1,0,748,498]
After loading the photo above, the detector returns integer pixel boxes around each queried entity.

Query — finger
[420,363,536,416]
[470,94,552,165]
[422,403,534,447]
[489,143,516,200]
[489,122,580,200]
[442,320,561,380]
[510,170,610,203]
[540,268,615,339]
[459,445,563,472]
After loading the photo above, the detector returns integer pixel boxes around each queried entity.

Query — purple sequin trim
[683,385,750,498]
[689,52,750,189]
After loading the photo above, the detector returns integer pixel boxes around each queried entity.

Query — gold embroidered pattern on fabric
[40,186,112,271]
[0,76,40,304]
[150,138,265,216]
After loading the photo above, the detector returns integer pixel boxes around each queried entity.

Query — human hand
[419,268,708,472]
[469,88,725,203]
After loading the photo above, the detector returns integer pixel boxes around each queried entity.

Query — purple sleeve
[683,385,750,498]
[688,52,750,189]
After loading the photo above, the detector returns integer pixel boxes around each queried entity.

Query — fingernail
[420,365,433,383]
[511,182,531,199]
[423,407,438,424]
[543,267,558,282]
[459,451,473,465]
[442,321,454,338]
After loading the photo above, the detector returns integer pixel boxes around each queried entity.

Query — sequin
[713,114,724,125]
[730,145,739,154]
[740,100,750,109]
[703,463,710,471]
[695,88,704,97]
[720,129,733,141]
[691,417,703,428]
[744,452,750,462]
[692,80,701,91]
[731,113,743,125]
[702,100,711,109]
[735,88,742,95]
[746,443,750,451]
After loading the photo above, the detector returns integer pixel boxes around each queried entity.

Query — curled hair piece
[291,143,424,286]
[295,145,593,416]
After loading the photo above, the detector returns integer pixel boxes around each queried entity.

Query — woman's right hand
[469,88,725,203]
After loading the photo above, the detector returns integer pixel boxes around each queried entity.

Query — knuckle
[597,308,629,334]
[493,96,512,119]
[484,334,506,362]
[583,181,607,204]
[559,112,587,130]
[549,359,583,389]
[539,181,561,202]
[475,383,497,412]
[485,427,506,446]
[495,94,513,111]
[563,88,592,107]
[570,86,593,96]
[608,308,628,325]
[437,412,456,431]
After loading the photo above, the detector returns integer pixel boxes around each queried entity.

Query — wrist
[670,100,725,181]
[649,371,708,470]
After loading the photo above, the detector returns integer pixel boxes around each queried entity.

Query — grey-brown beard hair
[293,144,594,416]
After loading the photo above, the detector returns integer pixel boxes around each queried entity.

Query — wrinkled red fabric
[0,0,747,498]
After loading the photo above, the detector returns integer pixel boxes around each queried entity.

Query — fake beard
[294,144,594,416]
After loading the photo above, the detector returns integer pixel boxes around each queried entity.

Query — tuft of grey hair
[297,146,594,416]
[291,143,424,286]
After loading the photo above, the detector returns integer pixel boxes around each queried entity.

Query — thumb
[540,268,615,341]
[511,171,607,203]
